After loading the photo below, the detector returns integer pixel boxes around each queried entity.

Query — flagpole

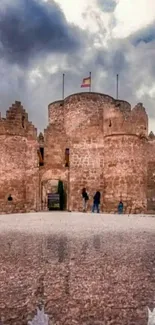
[116,74,119,99]
[62,73,65,100]
[89,72,91,92]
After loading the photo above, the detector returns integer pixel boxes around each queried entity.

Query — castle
[0,92,155,214]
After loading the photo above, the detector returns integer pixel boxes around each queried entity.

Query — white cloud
[113,0,155,38]
[54,0,94,26]
[54,0,110,39]
[29,68,42,85]
[136,85,155,99]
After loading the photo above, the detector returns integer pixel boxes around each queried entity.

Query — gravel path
[0,212,155,235]
[0,212,155,325]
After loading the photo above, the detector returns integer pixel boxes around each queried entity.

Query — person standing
[118,200,123,214]
[92,191,101,213]
[82,188,89,212]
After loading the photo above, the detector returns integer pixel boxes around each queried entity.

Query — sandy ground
[0,212,155,325]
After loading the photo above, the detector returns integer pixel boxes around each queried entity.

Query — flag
[81,76,91,88]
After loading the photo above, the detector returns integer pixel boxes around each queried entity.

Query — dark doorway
[48,193,60,210]
[47,180,66,211]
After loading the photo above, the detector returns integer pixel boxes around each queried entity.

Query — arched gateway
[41,179,66,211]
[40,169,68,211]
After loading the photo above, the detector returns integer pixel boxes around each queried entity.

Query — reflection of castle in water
[1,92,155,214]
[0,214,155,324]
[15,304,155,324]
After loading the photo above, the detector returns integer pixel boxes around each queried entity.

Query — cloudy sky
[0,0,155,132]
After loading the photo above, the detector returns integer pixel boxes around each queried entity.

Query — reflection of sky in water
[28,306,155,324]
[148,308,155,325]
[28,307,49,325]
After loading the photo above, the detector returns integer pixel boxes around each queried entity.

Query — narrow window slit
[65,148,69,167]
[38,147,44,166]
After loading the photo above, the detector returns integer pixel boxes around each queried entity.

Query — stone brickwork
[1,93,155,214]
[40,112,69,210]
[0,101,39,214]
[104,102,148,213]
[147,133,155,213]
[41,97,69,211]
[61,93,149,213]
[48,100,64,130]
[69,132,104,211]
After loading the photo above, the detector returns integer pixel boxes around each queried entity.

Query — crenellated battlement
[0,101,37,139]
[115,99,131,114]
[148,131,155,141]
[104,101,148,138]
[48,92,148,139]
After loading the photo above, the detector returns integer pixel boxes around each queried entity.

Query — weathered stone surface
[45,92,150,213]
[0,102,39,214]
[0,93,155,213]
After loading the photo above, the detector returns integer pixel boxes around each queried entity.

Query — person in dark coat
[118,200,123,214]
[82,188,89,212]
[92,191,101,213]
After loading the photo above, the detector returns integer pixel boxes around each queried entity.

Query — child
[118,200,123,214]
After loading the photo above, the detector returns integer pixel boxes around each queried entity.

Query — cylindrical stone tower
[48,100,64,129]
[103,102,148,213]
[64,92,114,211]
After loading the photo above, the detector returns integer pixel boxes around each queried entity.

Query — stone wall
[69,128,104,211]
[25,137,39,212]
[64,92,105,136]
[104,135,147,213]
[104,102,148,213]
[40,123,68,210]
[0,101,39,214]
[147,133,155,213]
[48,100,64,130]
[0,94,154,214]
[46,93,150,213]
[63,93,106,211]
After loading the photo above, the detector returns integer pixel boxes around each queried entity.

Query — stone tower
[43,92,149,213]
[0,101,39,213]
[103,101,148,213]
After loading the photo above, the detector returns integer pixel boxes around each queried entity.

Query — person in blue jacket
[118,200,123,214]
[92,191,101,213]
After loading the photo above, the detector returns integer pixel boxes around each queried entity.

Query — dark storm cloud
[95,44,129,75]
[0,2,155,133]
[97,0,117,13]
[0,0,85,66]
[130,22,155,46]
